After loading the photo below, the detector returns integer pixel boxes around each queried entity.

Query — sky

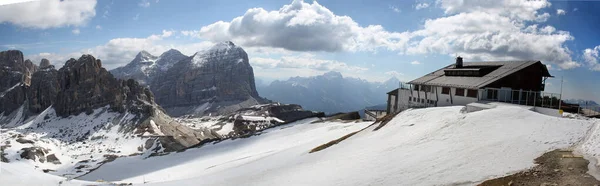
[0,0,598,102]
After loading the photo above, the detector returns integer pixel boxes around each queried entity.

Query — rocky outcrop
[150,41,265,116]
[0,50,37,115]
[111,49,187,85]
[39,58,51,68]
[28,60,59,113]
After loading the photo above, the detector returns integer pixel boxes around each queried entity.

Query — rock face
[39,58,51,68]
[150,41,265,116]
[111,49,187,85]
[0,50,37,115]
[53,55,154,117]
[0,50,217,152]
[28,60,59,113]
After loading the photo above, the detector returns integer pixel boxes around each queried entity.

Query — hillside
[19,104,596,185]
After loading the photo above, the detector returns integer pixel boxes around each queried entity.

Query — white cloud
[250,56,367,72]
[384,71,404,77]
[556,9,566,15]
[437,0,551,22]
[0,0,97,29]
[410,61,421,65]
[573,8,578,12]
[389,5,401,13]
[138,0,150,7]
[25,30,214,70]
[415,3,429,10]
[96,25,102,30]
[196,0,410,53]
[133,13,140,21]
[72,29,80,35]
[406,8,578,69]
[583,46,600,71]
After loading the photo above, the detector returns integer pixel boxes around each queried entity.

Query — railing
[578,105,600,117]
[479,88,561,109]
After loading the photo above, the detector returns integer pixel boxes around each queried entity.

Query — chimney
[456,56,463,68]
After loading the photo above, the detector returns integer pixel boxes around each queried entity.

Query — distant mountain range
[257,71,400,114]
[564,99,599,107]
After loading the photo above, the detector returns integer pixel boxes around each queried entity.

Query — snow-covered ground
[0,106,163,178]
[3,104,600,185]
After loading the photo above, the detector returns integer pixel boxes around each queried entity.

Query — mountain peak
[132,50,158,64]
[322,71,343,79]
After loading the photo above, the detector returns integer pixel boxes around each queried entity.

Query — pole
[559,76,564,110]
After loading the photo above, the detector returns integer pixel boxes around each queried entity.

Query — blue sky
[0,0,599,102]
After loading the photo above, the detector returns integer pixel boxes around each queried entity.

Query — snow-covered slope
[74,105,598,185]
[0,106,184,178]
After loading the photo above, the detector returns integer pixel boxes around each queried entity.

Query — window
[413,85,419,91]
[455,88,465,96]
[467,89,478,98]
[413,97,417,102]
[442,87,450,95]
[408,96,412,102]
[421,99,425,103]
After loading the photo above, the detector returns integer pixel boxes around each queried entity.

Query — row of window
[441,87,478,98]
[408,96,436,104]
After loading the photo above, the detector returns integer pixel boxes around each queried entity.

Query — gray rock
[19,147,48,162]
[0,50,37,115]
[39,58,51,68]
[150,41,265,116]
[46,154,61,164]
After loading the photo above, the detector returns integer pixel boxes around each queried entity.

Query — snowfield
[3,104,600,185]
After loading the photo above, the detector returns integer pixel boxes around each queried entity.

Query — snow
[4,104,600,185]
[78,105,598,185]
[0,83,21,98]
[0,106,155,178]
[0,162,98,186]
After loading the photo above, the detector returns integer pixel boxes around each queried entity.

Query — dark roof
[408,61,552,89]
[386,88,399,95]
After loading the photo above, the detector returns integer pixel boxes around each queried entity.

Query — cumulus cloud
[250,56,367,72]
[197,0,410,53]
[191,0,579,70]
[583,46,600,71]
[410,61,421,65]
[415,3,429,10]
[437,0,551,22]
[72,29,80,35]
[0,0,97,29]
[406,7,578,69]
[556,9,566,15]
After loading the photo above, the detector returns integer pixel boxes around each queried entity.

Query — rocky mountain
[0,51,220,177]
[0,50,37,115]
[257,71,400,114]
[150,41,267,117]
[110,49,187,85]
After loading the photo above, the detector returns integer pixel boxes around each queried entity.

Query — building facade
[387,57,554,114]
